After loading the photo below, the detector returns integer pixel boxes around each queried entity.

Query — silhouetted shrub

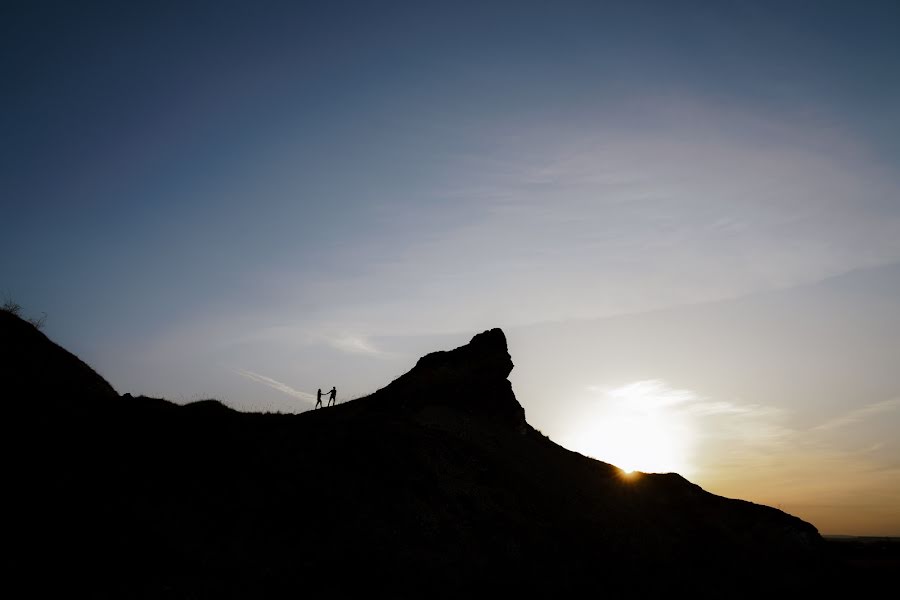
[1,295,46,329]
[1,295,22,316]
[28,312,48,330]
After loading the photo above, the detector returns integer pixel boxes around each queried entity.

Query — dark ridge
[180,398,235,414]
[2,309,118,406]
[6,314,867,597]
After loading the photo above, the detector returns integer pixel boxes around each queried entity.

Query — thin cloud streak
[236,370,315,404]
[810,397,900,432]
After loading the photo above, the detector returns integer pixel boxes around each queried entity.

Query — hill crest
[6,314,839,596]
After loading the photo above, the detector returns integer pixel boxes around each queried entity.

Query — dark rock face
[371,328,526,432]
[7,317,849,597]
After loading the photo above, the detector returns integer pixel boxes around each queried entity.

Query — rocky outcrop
[370,328,526,432]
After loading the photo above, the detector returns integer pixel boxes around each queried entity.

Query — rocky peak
[374,328,526,431]
[411,328,514,380]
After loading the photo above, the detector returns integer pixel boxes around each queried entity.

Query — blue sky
[2,1,899,534]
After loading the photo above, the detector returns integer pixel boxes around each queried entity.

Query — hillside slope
[7,315,837,597]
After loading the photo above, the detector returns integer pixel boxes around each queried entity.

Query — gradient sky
[3,1,899,535]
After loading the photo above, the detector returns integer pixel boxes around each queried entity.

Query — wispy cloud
[591,380,780,419]
[659,388,900,534]
[685,400,773,417]
[810,397,900,432]
[329,334,388,357]
[305,102,900,335]
[236,370,315,404]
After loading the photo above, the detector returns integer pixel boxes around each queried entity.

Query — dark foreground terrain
[4,310,882,597]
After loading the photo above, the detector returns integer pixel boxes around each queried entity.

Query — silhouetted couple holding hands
[315,386,337,409]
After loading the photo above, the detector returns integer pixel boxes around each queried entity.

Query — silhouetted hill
[6,314,864,597]
[2,309,117,406]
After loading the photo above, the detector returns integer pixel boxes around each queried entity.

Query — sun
[618,468,638,480]
[561,380,696,476]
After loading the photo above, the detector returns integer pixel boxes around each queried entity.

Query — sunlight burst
[562,380,696,475]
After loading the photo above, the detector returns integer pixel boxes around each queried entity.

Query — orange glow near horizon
[618,468,640,481]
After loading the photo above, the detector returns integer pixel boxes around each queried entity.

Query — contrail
[236,369,316,404]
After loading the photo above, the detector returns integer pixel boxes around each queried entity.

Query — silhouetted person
[327,386,337,406]
[315,388,324,410]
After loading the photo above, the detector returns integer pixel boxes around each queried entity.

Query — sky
[2,1,899,535]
